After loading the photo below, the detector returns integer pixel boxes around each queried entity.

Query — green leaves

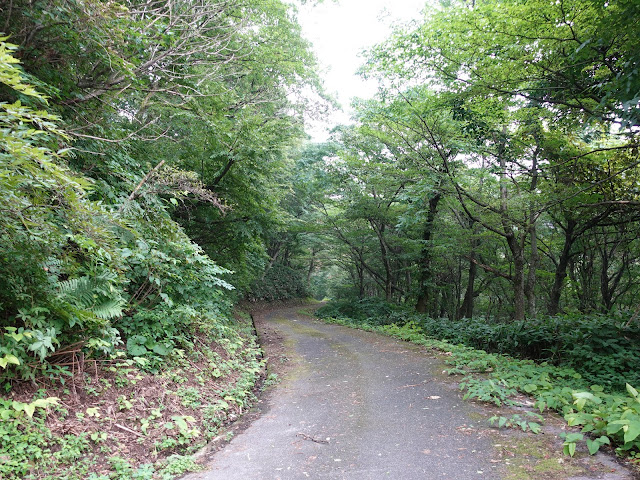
[10,397,59,419]
[126,335,171,359]
[368,0,640,125]
[461,378,518,406]
[488,412,544,434]
[573,391,602,411]
[126,335,149,357]
[0,355,20,369]
[0,39,48,99]
[27,328,59,362]
[561,383,640,456]
[607,417,640,444]
[0,39,239,387]
[561,432,584,457]
[625,421,640,444]
[586,436,610,455]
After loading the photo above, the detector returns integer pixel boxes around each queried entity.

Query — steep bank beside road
[1,310,264,480]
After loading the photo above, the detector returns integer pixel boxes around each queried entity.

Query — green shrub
[316,297,399,324]
[247,264,309,301]
[0,398,55,479]
[0,41,127,384]
[0,42,234,387]
[407,313,640,391]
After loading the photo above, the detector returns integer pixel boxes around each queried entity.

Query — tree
[0,0,323,384]
[353,0,640,319]
[364,0,640,126]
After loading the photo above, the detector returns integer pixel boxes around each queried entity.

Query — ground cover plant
[317,302,640,461]
[0,311,263,480]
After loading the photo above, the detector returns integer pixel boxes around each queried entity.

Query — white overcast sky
[296,0,426,140]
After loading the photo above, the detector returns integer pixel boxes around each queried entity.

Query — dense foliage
[291,0,640,324]
[0,1,321,476]
[0,0,321,385]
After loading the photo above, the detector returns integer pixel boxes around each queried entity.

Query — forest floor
[184,304,639,480]
[3,310,265,479]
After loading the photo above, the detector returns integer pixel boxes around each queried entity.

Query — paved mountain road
[185,306,635,480]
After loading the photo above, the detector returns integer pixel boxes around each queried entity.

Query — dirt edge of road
[188,302,312,466]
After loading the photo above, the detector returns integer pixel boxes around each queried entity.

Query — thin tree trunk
[358,250,365,299]
[497,129,526,321]
[120,159,166,211]
[211,158,235,187]
[261,242,283,280]
[512,245,527,321]
[306,247,317,287]
[459,250,477,319]
[370,220,393,301]
[526,146,539,317]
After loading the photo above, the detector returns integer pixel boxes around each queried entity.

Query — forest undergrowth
[1,310,264,480]
[0,1,316,473]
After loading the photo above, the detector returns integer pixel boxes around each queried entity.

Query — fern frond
[57,273,124,321]
[91,298,125,320]
[58,276,94,309]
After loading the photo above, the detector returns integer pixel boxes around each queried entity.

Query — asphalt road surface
[185,306,636,480]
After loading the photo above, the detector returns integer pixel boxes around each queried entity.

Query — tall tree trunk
[498,129,526,321]
[371,220,393,301]
[598,235,627,312]
[512,244,527,321]
[600,243,613,311]
[415,193,442,313]
[306,247,318,287]
[573,247,596,312]
[358,250,365,299]
[502,228,527,320]
[525,145,539,317]
[525,224,538,316]
[548,219,576,315]
[261,241,283,280]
